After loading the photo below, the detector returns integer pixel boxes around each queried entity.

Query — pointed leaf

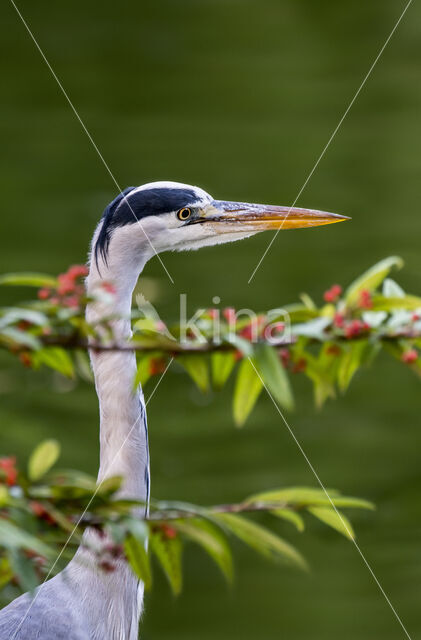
[211,352,237,390]
[308,506,355,540]
[0,308,48,330]
[0,327,41,350]
[337,341,366,392]
[214,513,307,570]
[34,347,74,378]
[371,295,421,311]
[28,439,61,481]
[271,509,305,532]
[124,535,152,589]
[233,358,263,426]
[254,344,294,411]
[177,355,209,393]
[247,487,373,511]
[0,273,57,288]
[345,256,403,305]
[174,518,233,582]
[150,529,183,595]
[134,354,154,388]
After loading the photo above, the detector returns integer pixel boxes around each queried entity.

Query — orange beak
[207,200,350,230]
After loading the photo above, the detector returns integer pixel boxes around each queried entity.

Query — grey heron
[0,181,346,639]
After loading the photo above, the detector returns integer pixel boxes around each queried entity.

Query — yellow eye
[177,207,192,221]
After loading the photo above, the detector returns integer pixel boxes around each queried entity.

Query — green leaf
[33,347,75,378]
[271,509,305,532]
[28,439,61,481]
[371,295,421,311]
[247,487,374,511]
[292,345,335,409]
[177,355,209,393]
[299,293,317,310]
[282,304,319,323]
[0,273,57,288]
[345,256,403,306]
[337,341,367,392]
[8,549,39,592]
[0,519,54,559]
[0,327,41,350]
[213,513,307,570]
[124,535,152,589]
[134,354,154,388]
[174,518,233,582]
[0,557,13,590]
[0,486,9,507]
[150,529,183,595]
[96,475,123,496]
[233,358,263,426]
[308,506,355,540]
[0,308,48,330]
[74,350,94,383]
[253,344,294,411]
[211,351,237,390]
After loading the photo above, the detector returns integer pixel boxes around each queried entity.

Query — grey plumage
[0,574,91,639]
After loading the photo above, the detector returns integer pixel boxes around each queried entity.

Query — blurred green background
[1,0,420,637]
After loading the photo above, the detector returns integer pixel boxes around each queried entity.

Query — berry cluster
[38,264,89,309]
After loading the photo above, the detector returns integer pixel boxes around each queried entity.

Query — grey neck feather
[66,224,150,639]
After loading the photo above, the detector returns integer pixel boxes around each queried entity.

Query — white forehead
[129,181,212,206]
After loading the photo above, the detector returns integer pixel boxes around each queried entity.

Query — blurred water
[1,1,420,637]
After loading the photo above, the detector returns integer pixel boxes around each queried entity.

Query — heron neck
[86,250,149,502]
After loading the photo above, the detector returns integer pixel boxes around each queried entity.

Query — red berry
[67,265,89,280]
[239,324,254,341]
[324,284,342,303]
[402,349,418,364]
[29,501,55,524]
[344,320,359,338]
[30,501,47,518]
[38,288,51,300]
[333,312,345,328]
[149,358,167,376]
[63,295,80,309]
[161,524,178,540]
[57,274,75,296]
[223,307,236,323]
[0,457,17,486]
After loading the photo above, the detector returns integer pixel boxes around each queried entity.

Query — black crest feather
[94,186,198,268]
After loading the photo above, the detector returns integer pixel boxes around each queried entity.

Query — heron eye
[177,207,192,221]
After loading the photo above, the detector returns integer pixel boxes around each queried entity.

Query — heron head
[94,181,349,267]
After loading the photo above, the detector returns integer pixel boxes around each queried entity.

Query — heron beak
[204,200,350,231]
